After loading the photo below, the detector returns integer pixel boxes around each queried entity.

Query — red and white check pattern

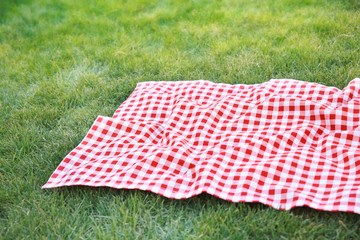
[43,79,360,214]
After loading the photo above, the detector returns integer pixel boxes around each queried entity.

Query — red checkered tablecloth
[43,79,360,214]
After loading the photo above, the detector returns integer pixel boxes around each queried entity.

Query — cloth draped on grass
[43,79,360,214]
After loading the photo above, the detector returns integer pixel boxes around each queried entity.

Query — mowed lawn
[1,0,360,238]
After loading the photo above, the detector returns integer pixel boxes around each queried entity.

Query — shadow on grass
[46,185,360,221]
[290,205,360,221]
[0,0,30,22]
[342,0,360,10]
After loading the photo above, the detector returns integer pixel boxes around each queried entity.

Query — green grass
[1,0,360,238]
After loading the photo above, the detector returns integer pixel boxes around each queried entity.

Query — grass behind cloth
[1,0,360,238]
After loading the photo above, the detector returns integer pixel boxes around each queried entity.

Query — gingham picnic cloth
[43,79,360,214]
